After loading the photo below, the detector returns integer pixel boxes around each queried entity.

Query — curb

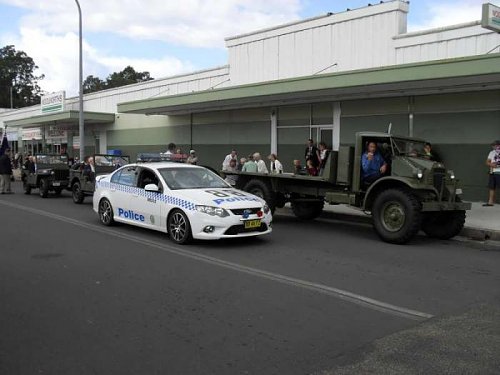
[280,207,500,242]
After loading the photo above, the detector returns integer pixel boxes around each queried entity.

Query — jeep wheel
[72,182,84,204]
[167,209,192,245]
[39,179,49,198]
[243,179,276,213]
[23,181,31,195]
[291,200,324,220]
[422,210,466,240]
[372,188,421,244]
[98,198,114,226]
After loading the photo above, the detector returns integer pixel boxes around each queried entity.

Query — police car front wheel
[99,198,115,226]
[167,209,192,245]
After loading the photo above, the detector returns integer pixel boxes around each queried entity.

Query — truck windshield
[392,139,428,158]
[94,155,130,167]
[36,155,68,165]
[158,167,229,190]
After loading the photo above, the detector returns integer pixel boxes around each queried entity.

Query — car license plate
[455,188,462,195]
[52,182,60,186]
[244,219,261,229]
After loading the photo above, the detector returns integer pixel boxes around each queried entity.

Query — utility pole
[75,0,84,161]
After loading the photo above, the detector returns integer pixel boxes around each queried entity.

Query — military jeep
[23,154,70,198]
[69,154,129,204]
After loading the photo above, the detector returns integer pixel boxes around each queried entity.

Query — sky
[0,0,490,97]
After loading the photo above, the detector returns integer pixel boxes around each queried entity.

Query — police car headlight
[263,204,270,214]
[195,205,229,218]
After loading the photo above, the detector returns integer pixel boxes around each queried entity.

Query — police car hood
[175,188,265,209]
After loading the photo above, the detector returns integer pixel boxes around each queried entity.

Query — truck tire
[291,200,324,220]
[243,179,276,213]
[421,211,466,240]
[72,182,85,204]
[39,179,49,198]
[23,181,31,195]
[372,188,421,244]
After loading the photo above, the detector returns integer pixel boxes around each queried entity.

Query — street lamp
[75,0,84,161]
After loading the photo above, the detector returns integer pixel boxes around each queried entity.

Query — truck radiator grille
[433,169,446,194]
[54,170,69,181]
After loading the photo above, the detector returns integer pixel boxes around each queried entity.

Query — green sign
[41,91,65,114]
[482,3,500,32]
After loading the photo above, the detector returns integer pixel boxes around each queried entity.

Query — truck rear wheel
[39,179,49,198]
[421,211,466,240]
[372,188,421,244]
[243,179,276,213]
[72,182,85,204]
[291,201,324,220]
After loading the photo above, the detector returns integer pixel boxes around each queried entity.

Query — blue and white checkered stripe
[97,181,196,211]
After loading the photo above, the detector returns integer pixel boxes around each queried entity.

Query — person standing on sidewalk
[483,140,500,207]
[0,148,13,194]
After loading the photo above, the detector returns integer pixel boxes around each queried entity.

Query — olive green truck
[224,132,471,244]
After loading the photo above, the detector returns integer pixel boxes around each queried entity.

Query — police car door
[132,167,163,231]
[110,166,140,224]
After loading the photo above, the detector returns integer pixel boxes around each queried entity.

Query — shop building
[1,1,499,200]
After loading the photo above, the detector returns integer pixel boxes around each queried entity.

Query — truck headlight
[448,170,455,180]
[195,205,229,218]
[416,169,423,179]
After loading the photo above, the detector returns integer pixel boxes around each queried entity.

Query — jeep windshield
[159,167,229,190]
[36,155,68,165]
[392,138,428,159]
[94,155,129,167]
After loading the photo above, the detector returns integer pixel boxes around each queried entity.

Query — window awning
[5,110,115,127]
[117,53,500,115]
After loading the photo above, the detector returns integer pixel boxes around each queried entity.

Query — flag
[0,131,8,156]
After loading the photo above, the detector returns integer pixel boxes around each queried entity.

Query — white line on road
[0,199,434,321]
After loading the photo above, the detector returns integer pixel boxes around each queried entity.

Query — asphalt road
[1,182,500,375]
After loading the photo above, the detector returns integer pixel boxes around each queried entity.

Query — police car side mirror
[144,183,160,193]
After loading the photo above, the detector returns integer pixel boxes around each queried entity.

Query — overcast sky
[0,0,488,96]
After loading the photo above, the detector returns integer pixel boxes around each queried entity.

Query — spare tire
[291,200,324,220]
[243,179,276,212]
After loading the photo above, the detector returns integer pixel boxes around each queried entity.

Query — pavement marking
[0,199,434,321]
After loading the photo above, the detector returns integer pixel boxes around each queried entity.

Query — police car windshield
[159,167,229,190]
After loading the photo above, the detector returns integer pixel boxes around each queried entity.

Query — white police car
[93,162,272,244]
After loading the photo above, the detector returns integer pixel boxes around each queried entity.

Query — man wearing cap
[483,140,500,206]
[187,150,198,165]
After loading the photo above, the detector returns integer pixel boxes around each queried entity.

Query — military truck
[23,154,70,198]
[223,132,471,244]
[69,154,130,204]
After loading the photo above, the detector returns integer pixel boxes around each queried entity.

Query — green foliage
[0,45,44,108]
[83,65,153,94]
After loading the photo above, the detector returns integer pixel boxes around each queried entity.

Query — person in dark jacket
[304,138,320,168]
[0,148,13,194]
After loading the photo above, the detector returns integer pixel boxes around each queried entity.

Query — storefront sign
[46,128,67,139]
[482,3,500,32]
[41,91,65,114]
[72,135,80,149]
[22,127,43,140]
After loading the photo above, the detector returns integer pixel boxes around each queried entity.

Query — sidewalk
[284,201,500,241]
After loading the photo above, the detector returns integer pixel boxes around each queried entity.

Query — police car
[93,162,272,244]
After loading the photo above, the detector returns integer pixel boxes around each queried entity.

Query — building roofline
[395,20,483,39]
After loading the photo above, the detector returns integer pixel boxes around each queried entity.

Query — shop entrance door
[311,127,333,148]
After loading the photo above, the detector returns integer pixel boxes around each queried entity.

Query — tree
[83,75,106,94]
[83,66,153,94]
[0,45,44,108]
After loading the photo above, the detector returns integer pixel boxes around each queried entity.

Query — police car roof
[130,162,203,170]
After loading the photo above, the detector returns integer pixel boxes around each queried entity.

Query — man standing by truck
[483,140,500,207]
[361,141,387,185]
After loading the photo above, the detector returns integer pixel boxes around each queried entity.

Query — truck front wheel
[291,201,324,220]
[421,211,465,240]
[243,179,276,213]
[372,188,421,244]
[72,182,85,204]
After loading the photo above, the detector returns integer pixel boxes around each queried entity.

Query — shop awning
[4,110,115,127]
[117,53,500,115]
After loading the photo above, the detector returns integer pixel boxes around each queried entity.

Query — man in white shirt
[222,149,238,171]
[253,152,268,174]
[484,140,500,206]
[268,153,283,174]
